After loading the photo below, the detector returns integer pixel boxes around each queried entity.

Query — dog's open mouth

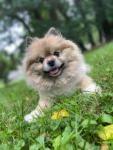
[49,67,61,77]
[45,63,64,77]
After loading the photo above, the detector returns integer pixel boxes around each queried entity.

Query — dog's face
[24,28,81,89]
[38,52,64,77]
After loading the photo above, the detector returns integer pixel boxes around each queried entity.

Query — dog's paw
[83,83,101,94]
[24,110,40,123]
[24,114,34,123]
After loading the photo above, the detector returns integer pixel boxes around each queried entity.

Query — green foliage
[52,126,75,150]
[1,0,113,50]
[0,52,17,82]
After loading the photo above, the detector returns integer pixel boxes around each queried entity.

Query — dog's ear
[25,37,38,48]
[45,27,62,37]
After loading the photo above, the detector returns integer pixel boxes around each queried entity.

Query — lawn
[0,42,113,150]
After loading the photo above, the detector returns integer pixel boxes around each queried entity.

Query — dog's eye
[54,51,60,57]
[39,57,44,63]
[35,57,44,63]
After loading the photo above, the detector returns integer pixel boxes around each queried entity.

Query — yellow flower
[98,124,113,140]
[51,109,69,120]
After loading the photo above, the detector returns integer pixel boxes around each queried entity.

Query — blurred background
[0,0,113,84]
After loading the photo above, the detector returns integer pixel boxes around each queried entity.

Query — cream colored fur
[23,28,101,123]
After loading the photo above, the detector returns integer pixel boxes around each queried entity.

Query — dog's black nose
[48,60,55,67]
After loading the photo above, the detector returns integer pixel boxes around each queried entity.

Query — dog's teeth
[49,68,62,77]
[50,68,59,74]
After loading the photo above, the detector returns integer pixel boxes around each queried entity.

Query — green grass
[0,42,113,149]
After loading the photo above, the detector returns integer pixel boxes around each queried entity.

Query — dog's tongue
[49,68,60,76]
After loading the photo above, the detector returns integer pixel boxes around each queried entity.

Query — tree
[73,0,96,47]
[92,0,113,42]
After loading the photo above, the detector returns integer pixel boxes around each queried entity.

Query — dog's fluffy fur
[23,27,101,122]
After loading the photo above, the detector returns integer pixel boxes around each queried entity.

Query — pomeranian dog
[23,27,101,122]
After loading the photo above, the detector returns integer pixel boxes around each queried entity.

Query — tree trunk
[95,25,103,43]
[102,20,113,41]
[93,0,113,42]
[87,31,95,47]
[76,39,87,52]
[74,0,96,47]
